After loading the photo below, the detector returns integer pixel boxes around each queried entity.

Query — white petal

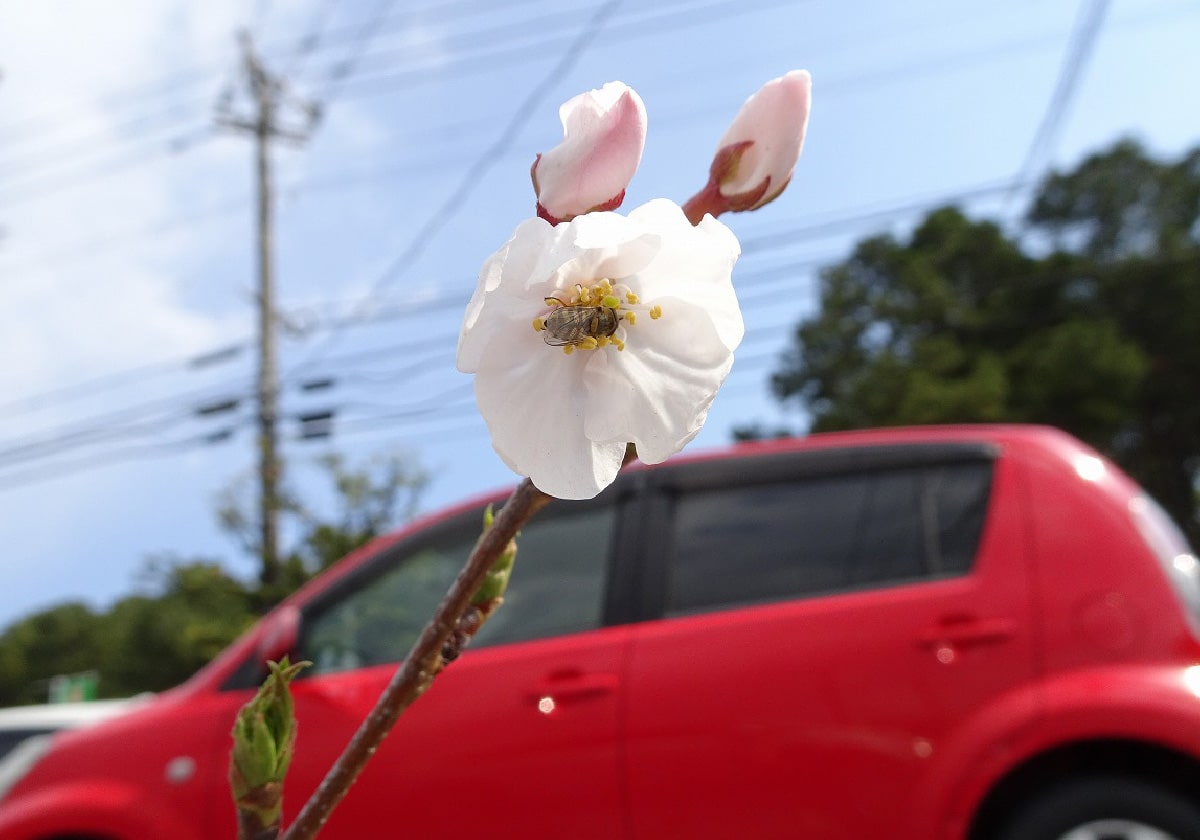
[461,198,744,497]
[458,218,554,372]
[625,200,743,350]
[583,297,735,464]
[567,211,661,281]
[475,338,626,500]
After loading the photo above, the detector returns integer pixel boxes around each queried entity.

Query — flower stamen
[536,277,663,352]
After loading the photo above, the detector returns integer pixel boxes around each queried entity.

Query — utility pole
[216,32,320,593]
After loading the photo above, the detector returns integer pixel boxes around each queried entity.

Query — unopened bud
[713,70,811,210]
[683,71,812,223]
[229,658,310,830]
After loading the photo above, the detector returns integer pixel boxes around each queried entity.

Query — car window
[301,504,615,676]
[664,462,992,616]
[0,728,55,762]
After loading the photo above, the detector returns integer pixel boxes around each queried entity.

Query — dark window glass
[301,505,614,676]
[0,728,55,762]
[665,462,992,616]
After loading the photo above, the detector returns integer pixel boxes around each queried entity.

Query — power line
[0,0,599,187]
[285,0,625,377]
[316,0,396,102]
[1011,0,1111,206]
[0,346,794,492]
[0,0,1169,211]
[739,178,1026,253]
[0,0,747,208]
[0,342,247,417]
[1,7,1056,265]
[15,226,1177,470]
[2,177,1013,422]
[282,0,342,78]
[0,0,549,150]
[0,423,248,493]
[0,376,254,468]
[0,261,820,472]
[0,174,1022,431]
[334,0,794,101]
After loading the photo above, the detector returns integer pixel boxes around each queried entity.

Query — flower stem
[280,477,553,840]
[681,181,727,225]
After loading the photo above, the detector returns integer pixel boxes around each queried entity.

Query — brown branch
[280,477,553,840]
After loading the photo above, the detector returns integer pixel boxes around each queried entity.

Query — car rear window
[665,461,993,616]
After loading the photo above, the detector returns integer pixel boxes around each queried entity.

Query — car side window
[301,504,615,676]
[664,462,992,616]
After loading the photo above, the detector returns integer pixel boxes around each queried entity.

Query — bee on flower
[457,200,742,500]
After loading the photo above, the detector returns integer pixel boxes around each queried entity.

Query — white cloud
[0,1,263,395]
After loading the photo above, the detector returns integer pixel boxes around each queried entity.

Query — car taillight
[1129,495,1200,623]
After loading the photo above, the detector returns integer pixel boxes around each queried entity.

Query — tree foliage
[767,140,1200,540]
[219,452,428,606]
[0,452,426,705]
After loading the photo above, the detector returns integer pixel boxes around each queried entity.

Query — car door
[622,444,1037,840]
[261,494,635,839]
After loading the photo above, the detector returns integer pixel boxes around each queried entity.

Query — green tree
[219,452,429,606]
[0,603,108,705]
[766,139,1200,540]
[99,557,258,695]
[0,451,428,703]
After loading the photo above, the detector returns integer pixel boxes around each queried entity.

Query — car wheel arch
[966,738,1200,840]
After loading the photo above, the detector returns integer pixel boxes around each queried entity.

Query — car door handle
[916,616,1016,650]
[527,670,618,706]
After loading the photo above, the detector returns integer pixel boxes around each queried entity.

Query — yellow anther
[579,336,598,350]
[532,317,545,332]
[649,305,663,320]
[624,312,637,326]
[612,337,626,351]
[563,345,575,355]
[601,294,620,309]
[625,292,639,304]
[596,336,610,348]
[599,278,613,293]
[579,287,594,305]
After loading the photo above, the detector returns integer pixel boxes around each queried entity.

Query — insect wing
[543,305,597,346]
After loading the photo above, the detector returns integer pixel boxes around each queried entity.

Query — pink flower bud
[707,70,812,214]
[531,81,647,224]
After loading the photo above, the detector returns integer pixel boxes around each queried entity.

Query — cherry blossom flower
[457,199,742,499]
[531,81,648,224]
[684,70,812,221]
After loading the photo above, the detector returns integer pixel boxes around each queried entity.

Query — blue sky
[0,0,1197,629]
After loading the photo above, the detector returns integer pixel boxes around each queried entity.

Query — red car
[2,425,1200,840]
